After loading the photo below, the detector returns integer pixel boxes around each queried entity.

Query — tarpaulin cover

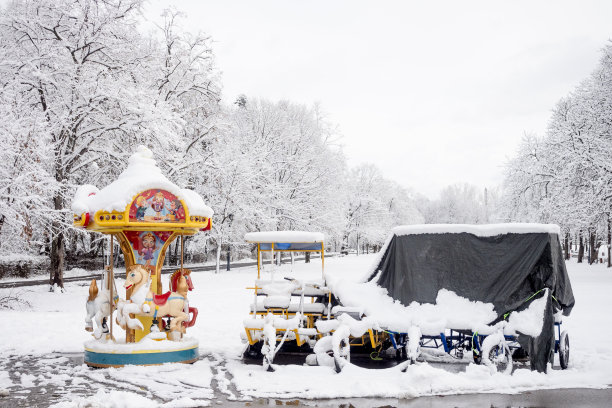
[367,231,575,372]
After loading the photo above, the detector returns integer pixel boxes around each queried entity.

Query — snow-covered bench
[251,279,330,297]
[250,300,327,314]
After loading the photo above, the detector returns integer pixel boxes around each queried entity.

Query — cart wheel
[242,342,263,360]
[559,331,569,369]
[487,343,513,374]
[473,352,482,365]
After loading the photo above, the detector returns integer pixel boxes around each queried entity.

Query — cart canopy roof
[366,223,574,317]
[245,231,324,251]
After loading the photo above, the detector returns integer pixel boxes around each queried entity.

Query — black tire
[559,331,569,369]
[473,351,482,365]
[242,342,263,360]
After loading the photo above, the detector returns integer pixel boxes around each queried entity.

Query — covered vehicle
[322,224,574,373]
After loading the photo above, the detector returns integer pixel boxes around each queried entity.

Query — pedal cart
[241,231,336,371]
[310,224,575,374]
[71,145,212,367]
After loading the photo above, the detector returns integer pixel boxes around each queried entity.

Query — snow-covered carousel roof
[71,145,213,231]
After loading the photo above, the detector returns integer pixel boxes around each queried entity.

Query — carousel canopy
[71,146,213,219]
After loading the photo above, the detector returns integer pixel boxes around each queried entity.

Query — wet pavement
[0,352,610,407]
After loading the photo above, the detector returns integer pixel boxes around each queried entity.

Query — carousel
[71,145,212,367]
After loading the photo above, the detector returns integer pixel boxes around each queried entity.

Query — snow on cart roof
[391,223,561,237]
[244,231,324,243]
[71,145,213,218]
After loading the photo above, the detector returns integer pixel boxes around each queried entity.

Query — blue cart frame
[386,321,567,368]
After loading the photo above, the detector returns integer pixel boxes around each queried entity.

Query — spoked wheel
[487,343,513,374]
[559,331,570,370]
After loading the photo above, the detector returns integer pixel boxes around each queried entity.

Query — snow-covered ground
[0,255,611,406]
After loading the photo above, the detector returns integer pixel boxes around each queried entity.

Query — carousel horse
[85,274,117,339]
[168,269,198,329]
[117,264,190,334]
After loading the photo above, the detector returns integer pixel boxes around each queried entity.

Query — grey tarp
[367,232,575,372]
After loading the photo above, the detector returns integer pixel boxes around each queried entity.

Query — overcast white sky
[145,0,612,198]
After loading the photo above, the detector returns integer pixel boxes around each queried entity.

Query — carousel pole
[109,235,114,340]
[181,235,184,270]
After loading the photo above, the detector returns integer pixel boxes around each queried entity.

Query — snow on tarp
[332,223,574,373]
[365,223,574,316]
[244,231,324,243]
[330,282,498,335]
[391,223,561,236]
[70,145,213,218]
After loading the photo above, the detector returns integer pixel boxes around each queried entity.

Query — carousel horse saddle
[151,291,172,305]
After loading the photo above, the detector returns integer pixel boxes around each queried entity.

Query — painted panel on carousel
[129,189,186,223]
[124,230,172,273]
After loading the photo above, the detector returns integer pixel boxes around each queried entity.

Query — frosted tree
[191,98,347,271]
[502,41,612,265]
[342,164,423,252]
[0,0,197,287]
[415,183,494,225]
[0,104,56,254]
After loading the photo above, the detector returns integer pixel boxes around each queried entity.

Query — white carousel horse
[85,275,117,339]
[116,265,190,334]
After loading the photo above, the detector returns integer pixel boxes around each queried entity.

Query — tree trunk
[305,252,311,263]
[589,230,596,265]
[49,230,65,290]
[215,243,221,274]
[226,245,231,271]
[577,232,584,263]
[115,241,121,268]
[49,192,65,290]
[608,215,612,268]
[563,233,569,260]
[173,240,179,266]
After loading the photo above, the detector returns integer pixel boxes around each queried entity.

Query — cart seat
[331,306,364,320]
[263,295,291,309]
[251,301,326,314]
[255,279,329,297]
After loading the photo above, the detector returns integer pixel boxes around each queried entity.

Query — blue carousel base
[84,337,199,368]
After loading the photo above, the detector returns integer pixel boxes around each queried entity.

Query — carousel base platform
[84,336,199,368]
